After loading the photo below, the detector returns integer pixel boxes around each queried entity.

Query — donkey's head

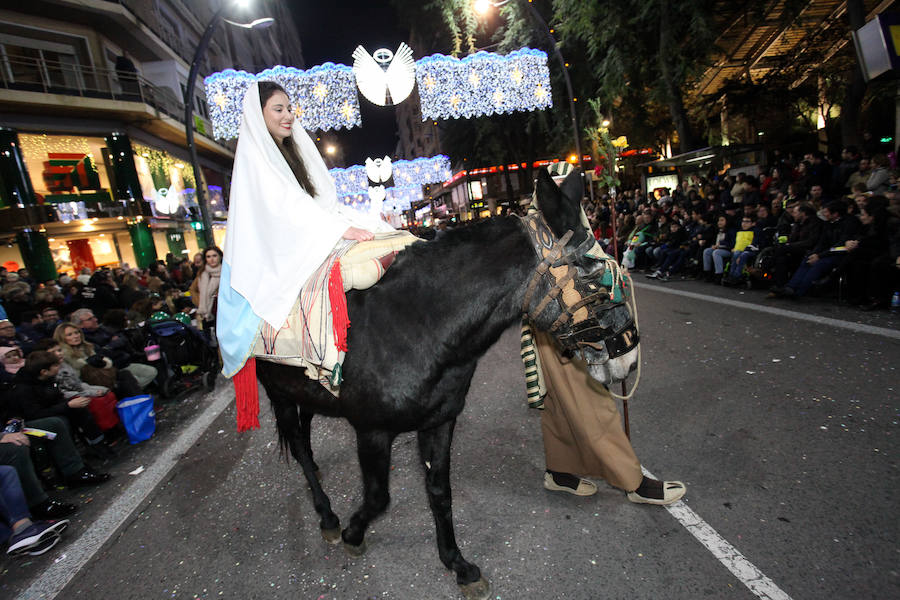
[522,168,639,386]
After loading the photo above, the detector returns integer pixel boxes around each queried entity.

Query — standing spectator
[194,246,222,346]
[82,271,119,320]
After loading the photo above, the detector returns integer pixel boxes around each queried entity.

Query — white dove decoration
[352,43,416,106]
[365,156,393,184]
[367,185,387,204]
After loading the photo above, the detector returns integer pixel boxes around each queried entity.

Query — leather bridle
[519,212,640,360]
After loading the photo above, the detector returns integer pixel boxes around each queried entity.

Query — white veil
[223,81,390,329]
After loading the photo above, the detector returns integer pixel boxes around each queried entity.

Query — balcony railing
[0,53,208,137]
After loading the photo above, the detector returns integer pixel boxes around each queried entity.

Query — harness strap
[521,229,574,314]
[549,292,614,332]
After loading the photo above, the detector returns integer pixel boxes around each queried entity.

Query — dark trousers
[787,255,840,296]
[771,245,806,287]
[0,416,84,507]
[658,248,687,274]
[0,464,31,538]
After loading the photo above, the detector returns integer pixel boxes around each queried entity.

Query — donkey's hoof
[320,527,341,545]
[459,576,490,600]
[343,539,367,558]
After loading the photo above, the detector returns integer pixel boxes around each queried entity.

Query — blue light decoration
[204,64,361,139]
[206,48,551,138]
[415,48,552,120]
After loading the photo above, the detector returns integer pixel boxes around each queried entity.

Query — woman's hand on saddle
[342,227,375,242]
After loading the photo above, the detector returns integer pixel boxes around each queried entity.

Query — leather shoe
[30,498,77,520]
[65,468,111,488]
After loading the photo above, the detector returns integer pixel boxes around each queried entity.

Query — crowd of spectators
[582,147,900,310]
[0,247,221,556]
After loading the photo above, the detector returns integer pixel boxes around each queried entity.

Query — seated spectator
[8,351,114,457]
[647,220,689,281]
[1,465,69,556]
[807,184,827,208]
[867,154,891,194]
[0,416,108,517]
[69,309,157,390]
[845,203,893,310]
[722,215,761,285]
[117,273,147,311]
[621,211,657,270]
[13,311,44,352]
[0,319,35,355]
[53,323,144,398]
[0,282,32,325]
[765,204,823,295]
[772,200,860,298]
[38,306,62,338]
[0,345,25,385]
[701,215,737,282]
[32,338,120,435]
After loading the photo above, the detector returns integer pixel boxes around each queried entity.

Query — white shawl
[223,81,390,328]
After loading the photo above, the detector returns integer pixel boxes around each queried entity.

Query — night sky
[288,0,410,166]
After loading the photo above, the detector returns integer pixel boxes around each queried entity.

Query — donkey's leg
[342,429,394,556]
[418,420,489,599]
[270,398,341,542]
[298,410,320,477]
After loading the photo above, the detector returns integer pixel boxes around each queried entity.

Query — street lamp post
[475,0,586,188]
[184,1,273,247]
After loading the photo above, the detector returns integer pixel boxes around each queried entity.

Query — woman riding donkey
[217,80,415,427]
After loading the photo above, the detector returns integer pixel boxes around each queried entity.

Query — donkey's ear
[559,169,584,207]
[535,169,566,238]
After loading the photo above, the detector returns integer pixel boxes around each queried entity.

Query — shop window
[18,133,114,220]
[132,142,198,220]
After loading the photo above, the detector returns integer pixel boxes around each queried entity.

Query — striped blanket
[252,231,419,394]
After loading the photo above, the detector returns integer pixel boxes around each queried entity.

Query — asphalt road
[3,279,898,600]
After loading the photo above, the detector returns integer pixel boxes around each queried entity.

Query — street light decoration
[352,43,417,106]
[415,48,552,120]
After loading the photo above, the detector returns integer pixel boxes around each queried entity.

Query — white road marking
[643,468,793,600]
[633,282,900,340]
[19,385,235,600]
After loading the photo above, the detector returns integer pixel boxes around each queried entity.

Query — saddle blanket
[251,230,419,393]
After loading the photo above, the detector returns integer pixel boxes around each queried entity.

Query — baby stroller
[143,312,219,398]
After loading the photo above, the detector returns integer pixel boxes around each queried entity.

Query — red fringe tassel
[328,259,350,352]
[233,357,259,432]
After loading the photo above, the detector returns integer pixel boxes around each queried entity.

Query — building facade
[0,0,303,279]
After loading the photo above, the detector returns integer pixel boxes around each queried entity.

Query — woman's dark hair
[203,245,223,262]
[258,81,317,197]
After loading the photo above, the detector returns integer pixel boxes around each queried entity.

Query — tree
[551,0,719,153]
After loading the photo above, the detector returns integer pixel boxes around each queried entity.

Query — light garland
[415,48,552,120]
[205,64,362,139]
[205,48,551,139]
